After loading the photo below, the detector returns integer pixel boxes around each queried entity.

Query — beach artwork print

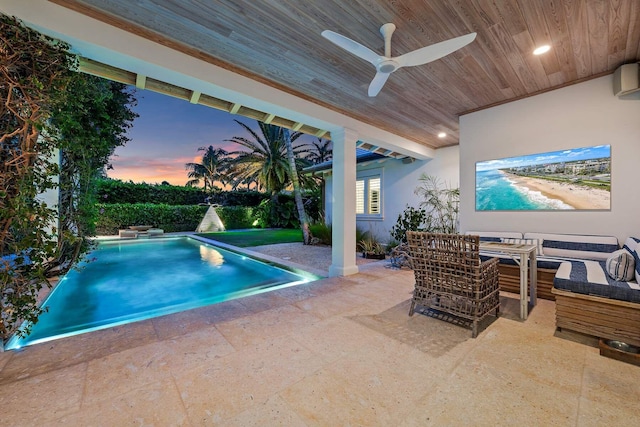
[476,145,611,211]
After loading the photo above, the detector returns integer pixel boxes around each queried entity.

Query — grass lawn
[197,228,303,247]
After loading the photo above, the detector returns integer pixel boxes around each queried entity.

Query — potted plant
[360,238,386,260]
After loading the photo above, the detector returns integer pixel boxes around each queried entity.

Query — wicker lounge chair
[406,232,501,337]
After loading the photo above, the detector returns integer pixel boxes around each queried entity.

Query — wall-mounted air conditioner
[613,63,639,96]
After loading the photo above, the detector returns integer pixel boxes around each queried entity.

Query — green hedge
[97,180,207,205]
[95,203,209,235]
[96,179,268,206]
[95,203,259,235]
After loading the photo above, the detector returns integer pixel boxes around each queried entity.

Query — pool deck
[1,262,639,425]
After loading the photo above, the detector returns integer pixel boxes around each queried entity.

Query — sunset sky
[107,89,318,186]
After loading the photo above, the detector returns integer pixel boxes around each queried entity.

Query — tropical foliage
[306,137,332,164]
[1,15,137,341]
[390,175,460,242]
[53,73,137,265]
[414,174,460,234]
[226,120,315,194]
[253,193,322,229]
[185,145,229,192]
[0,16,69,340]
[1,14,77,341]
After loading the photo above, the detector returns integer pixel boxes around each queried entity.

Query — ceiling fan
[321,23,476,97]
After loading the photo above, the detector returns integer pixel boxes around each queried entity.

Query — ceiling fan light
[533,45,551,55]
[437,132,447,138]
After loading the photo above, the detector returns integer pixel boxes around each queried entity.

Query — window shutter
[355,179,365,214]
[368,177,380,214]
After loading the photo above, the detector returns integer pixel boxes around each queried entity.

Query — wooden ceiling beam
[263,113,275,124]
[189,90,201,104]
[135,74,146,89]
[76,58,328,143]
[229,103,242,114]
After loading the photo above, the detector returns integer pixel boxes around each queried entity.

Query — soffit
[51,0,640,149]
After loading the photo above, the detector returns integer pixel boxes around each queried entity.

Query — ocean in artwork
[475,169,573,211]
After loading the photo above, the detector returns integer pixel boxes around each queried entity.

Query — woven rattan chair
[406,232,500,338]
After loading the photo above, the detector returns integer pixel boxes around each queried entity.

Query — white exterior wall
[459,75,640,243]
[325,145,460,242]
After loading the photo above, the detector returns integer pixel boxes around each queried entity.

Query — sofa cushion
[465,231,522,242]
[622,237,640,253]
[554,260,640,303]
[524,232,619,261]
[625,238,640,283]
[501,238,544,256]
[605,249,636,281]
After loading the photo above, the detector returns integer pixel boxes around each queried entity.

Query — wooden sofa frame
[552,288,640,347]
[498,264,557,301]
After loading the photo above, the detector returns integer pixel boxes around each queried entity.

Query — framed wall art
[475,145,611,211]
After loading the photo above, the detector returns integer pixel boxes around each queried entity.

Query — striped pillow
[605,249,636,281]
[501,238,544,255]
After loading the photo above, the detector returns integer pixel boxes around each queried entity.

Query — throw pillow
[624,238,640,283]
[605,248,636,282]
[501,238,544,256]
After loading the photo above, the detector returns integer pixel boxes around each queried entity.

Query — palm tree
[283,128,312,244]
[184,146,229,192]
[306,138,332,164]
[226,120,311,194]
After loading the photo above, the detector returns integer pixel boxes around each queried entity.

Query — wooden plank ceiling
[51,0,640,149]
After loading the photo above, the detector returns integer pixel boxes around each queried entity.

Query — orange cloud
[108,155,199,186]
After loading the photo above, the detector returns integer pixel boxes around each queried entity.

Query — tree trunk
[283,129,312,245]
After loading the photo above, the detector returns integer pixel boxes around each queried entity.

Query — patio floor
[1,262,638,426]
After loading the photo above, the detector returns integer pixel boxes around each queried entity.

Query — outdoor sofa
[469,231,640,346]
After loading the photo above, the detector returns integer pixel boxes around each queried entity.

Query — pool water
[6,236,314,350]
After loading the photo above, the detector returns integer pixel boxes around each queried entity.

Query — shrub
[213,191,267,207]
[390,205,428,243]
[253,193,322,229]
[95,203,208,234]
[97,179,207,205]
[254,196,296,228]
[215,206,255,230]
[96,179,269,206]
[309,221,332,245]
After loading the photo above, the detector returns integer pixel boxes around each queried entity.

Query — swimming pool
[5,236,315,350]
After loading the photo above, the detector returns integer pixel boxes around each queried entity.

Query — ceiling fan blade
[396,33,476,68]
[368,72,390,97]
[321,30,381,66]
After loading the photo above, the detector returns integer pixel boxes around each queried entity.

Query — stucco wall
[325,145,460,242]
[459,75,640,244]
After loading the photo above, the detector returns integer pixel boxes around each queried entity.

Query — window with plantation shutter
[355,173,382,218]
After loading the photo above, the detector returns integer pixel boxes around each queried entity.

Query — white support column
[329,128,359,277]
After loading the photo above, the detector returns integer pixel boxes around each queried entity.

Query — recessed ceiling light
[533,45,551,55]
[437,132,447,138]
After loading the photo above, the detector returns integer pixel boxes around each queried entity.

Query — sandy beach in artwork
[503,172,610,210]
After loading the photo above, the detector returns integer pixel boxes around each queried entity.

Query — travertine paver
[0,253,638,426]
